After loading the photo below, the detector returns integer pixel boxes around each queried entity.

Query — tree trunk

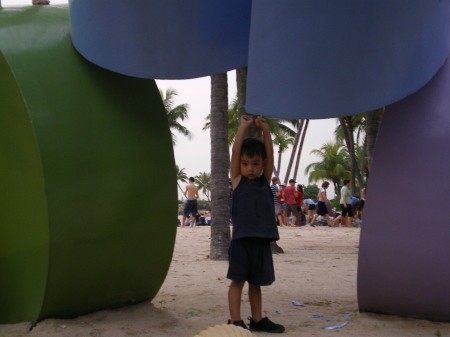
[293,119,309,181]
[360,137,367,183]
[339,117,365,194]
[278,149,283,173]
[177,182,184,195]
[284,120,304,184]
[366,107,384,176]
[209,73,231,260]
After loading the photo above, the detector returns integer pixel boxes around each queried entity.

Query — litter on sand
[292,301,305,306]
[188,311,200,317]
[323,322,348,330]
[343,314,351,318]
[311,315,324,318]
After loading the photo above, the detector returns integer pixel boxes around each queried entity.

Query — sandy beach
[1,225,449,337]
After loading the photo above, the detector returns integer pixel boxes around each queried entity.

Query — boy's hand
[255,115,269,131]
[240,115,254,128]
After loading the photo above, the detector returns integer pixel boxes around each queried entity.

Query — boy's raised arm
[230,115,253,188]
[255,116,274,183]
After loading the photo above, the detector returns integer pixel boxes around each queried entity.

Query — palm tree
[195,172,211,202]
[204,96,297,150]
[175,164,188,195]
[203,96,239,146]
[365,107,384,175]
[304,141,351,200]
[209,73,231,261]
[159,88,193,146]
[292,119,309,181]
[272,130,294,177]
[335,114,366,194]
[283,119,305,184]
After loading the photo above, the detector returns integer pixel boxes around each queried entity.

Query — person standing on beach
[311,181,333,226]
[277,183,286,226]
[340,179,354,227]
[284,179,298,226]
[360,186,366,219]
[270,177,282,225]
[182,177,199,228]
[227,115,284,333]
[295,184,304,226]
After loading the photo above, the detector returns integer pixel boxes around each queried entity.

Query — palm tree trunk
[366,107,385,176]
[236,67,260,138]
[293,119,309,181]
[360,137,367,183]
[339,117,364,194]
[276,148,282,176]
[273,162,279,177]
[209,73,231,260]
[284,120,304,184]
[177,182,184,195]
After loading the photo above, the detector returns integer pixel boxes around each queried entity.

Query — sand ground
[1,226,449,337]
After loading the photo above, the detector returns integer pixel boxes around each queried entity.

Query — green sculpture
[0,6,176,324]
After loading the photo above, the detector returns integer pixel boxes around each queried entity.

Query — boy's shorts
[227,238,275,286]
[308,204,316,211]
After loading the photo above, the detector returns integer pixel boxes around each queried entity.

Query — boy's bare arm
[230,115,253,188]
[255,116,274,183]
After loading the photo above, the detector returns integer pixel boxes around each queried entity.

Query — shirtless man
[182,177,199,228]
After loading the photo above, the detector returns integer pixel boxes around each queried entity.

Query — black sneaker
[227,319,249,330]
[249,317,285,333]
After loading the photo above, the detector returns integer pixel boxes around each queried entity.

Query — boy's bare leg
[248,283,262,322]
[189,215,195,228]
[181,216,186,228]
[229,281,245,323]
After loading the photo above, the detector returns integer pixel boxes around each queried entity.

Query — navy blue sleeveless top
[231,176,280,241]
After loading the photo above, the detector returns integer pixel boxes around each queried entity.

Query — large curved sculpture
[1,0,449,324]
[0,6,176,324]
[69,0,450,322]
[357,58,450,322]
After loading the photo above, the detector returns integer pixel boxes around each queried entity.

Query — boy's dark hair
[189,177,195,182]
[322,181,330,188]
[241,138,266,159]
[343,179,350,185]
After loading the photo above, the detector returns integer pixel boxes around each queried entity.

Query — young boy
[227,115,285,333]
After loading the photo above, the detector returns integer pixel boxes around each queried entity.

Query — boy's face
[240,154,265,179]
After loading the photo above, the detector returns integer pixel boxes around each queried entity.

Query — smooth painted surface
[246,0,450,119]
[0,5,176,323]
[358,58,450,322]
[0,48,50,324]
[69,0,252,79]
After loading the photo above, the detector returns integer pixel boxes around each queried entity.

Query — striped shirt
[270,183,279,205]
